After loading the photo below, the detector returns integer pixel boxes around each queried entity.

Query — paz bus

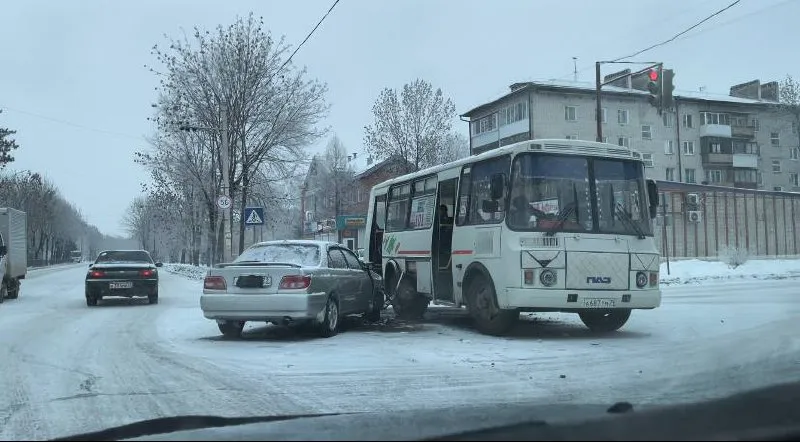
[364,138,662,336]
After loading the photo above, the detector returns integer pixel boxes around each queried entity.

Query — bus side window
[456,168,471,226]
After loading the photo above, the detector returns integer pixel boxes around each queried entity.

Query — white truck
[0,208,27,302]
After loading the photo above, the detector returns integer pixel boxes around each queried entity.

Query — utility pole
[595,62,603,142]
[221,106,232,263]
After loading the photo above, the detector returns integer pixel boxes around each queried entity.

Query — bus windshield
[508,153,651,236]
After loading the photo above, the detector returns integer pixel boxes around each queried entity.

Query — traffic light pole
[594,60,664,143]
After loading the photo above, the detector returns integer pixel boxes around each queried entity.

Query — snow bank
[660,258,800,285]
[163,263,207,280]
[162,258,800,286]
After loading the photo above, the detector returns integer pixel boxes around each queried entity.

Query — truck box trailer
[0,208,27,301]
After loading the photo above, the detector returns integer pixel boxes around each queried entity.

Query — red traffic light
[648,69,659,81]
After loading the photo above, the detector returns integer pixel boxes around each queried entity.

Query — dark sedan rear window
[235,244,321,267]
[96,251,153,263]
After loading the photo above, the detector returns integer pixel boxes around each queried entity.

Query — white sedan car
[201,240,384,339]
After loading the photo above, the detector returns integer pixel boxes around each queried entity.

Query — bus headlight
[635,271,648,288]
[540,269,557,287]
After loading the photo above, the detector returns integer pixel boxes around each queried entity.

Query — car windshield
[508,154,651,236]
[234,243,321,266]
[95,251,152,264]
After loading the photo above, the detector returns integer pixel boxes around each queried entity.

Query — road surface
[0,264,798,440]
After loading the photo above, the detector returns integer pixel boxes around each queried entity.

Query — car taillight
[88,270,104,278]
[140,269,155,277]
[279,275,311,290]
[204,276,227,290]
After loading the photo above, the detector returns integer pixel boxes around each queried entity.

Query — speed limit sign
[216,195,232,210]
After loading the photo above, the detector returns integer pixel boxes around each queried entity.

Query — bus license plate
[583,298,615,308]
[110,282,133,289]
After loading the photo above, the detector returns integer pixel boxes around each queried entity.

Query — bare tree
[439,132,470,163]
[779,75,800,149]
[0,110,19,168]
[363,79,457,172]
[144,13,329,257]
[321,135,354,220]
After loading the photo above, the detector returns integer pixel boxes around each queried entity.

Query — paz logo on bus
[586,276,612,284]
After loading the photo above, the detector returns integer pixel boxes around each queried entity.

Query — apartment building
[461,77,800,192]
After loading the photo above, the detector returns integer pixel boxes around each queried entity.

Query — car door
[340,246,372,312]
[326,247,356,313]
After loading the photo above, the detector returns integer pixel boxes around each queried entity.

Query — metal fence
[653,181,800,259]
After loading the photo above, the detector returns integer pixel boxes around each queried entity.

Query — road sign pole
[221,107,232,263]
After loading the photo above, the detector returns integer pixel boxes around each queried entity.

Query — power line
[275,0,341,78]
[672,0,798,43]
[0,105,144,141]
[609,0,741,62]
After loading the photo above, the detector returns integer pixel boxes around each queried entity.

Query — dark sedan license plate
[109,282,133,289]
[236,275,266,288]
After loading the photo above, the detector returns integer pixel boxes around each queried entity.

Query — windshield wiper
[614,203,646,239]
[544,205,576,237]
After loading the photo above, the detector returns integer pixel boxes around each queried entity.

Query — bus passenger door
[432,178,457,303]
[367,193,386,275]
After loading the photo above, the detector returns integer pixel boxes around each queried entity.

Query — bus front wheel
[578,309,631,333]
[466,274,519,336]
[391,277,428,320]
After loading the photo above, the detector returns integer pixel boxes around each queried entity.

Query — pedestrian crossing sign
[244,207,265,225]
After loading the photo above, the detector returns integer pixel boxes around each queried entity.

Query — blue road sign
[243,207,265,225]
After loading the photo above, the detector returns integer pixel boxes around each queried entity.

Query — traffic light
[646,66,663,112]
[662,69,675,110]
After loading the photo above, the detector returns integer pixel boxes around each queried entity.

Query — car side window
[327,248,347,269]
[340,248,362,270]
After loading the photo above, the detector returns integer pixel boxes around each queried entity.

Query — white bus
[364,139,662,336]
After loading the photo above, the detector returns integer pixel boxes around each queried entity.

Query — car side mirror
[155,262,163,268]
[646,180,659,219]
[88,263,93,267]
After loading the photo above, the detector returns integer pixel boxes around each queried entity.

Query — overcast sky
[1,0,798,236]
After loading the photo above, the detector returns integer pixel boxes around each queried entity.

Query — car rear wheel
[218,320,245,339]
[319,296,340,338]
[148,295,158,305]
[86,296,98,306]
[0,280,6,303]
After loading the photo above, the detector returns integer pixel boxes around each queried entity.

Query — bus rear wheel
[578,309,631,333]
[391,277,428,320]
[466,274,518,336]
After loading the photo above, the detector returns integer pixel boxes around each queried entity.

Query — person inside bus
[438,204,453,225]
[510,195,532,228]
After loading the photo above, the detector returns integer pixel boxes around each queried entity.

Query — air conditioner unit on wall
[686,193,700,206]
[687,210,702,223]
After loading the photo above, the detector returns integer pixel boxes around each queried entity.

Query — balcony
[731,125,756,138]
[701,153,732,165]
[699,124,732,138]
[732,153,759,169]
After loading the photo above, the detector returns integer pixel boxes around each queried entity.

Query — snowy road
[1,264,799,440]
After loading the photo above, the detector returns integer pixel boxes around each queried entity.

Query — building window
[772,159,782,173]
[641,125,652,140]
[710,142,722,153]
[618,109,629,125]
[705,169,723,183]
[500,101,528,126]
[565,135,578,140]
[664,140,674,155]
[791,148,799,160]
[682,141,695,155]
[617,136,630,148]
[700,112,730,125]
[752,118,760,131]
[771,132,780,147]
[684,168,696,183]
[472,114,497,135]
[595,108,607,123]
[565,106,577,121]
[663,112,674,127]
[641,153,654,168]
[791,173,799,187]
[665,167,675,181]
[757,171,763,184]
[682,114,693,128]
[774,186,784,192]
[601,136,608,143]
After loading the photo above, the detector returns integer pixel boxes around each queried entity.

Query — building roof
[353,154,412,179]
[461,79,777,118]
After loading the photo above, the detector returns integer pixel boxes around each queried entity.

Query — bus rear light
[523,269,534,285]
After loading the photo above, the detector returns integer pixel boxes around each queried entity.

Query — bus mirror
[490,173,505,200]
[647,180,658,219]
[482,199,499,214]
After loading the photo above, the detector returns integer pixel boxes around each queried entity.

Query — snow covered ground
[1,262,799,440]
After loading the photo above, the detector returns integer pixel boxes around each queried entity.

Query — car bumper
[86,279,158,297]
[499,287,661,311]
[200,292,328,323]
